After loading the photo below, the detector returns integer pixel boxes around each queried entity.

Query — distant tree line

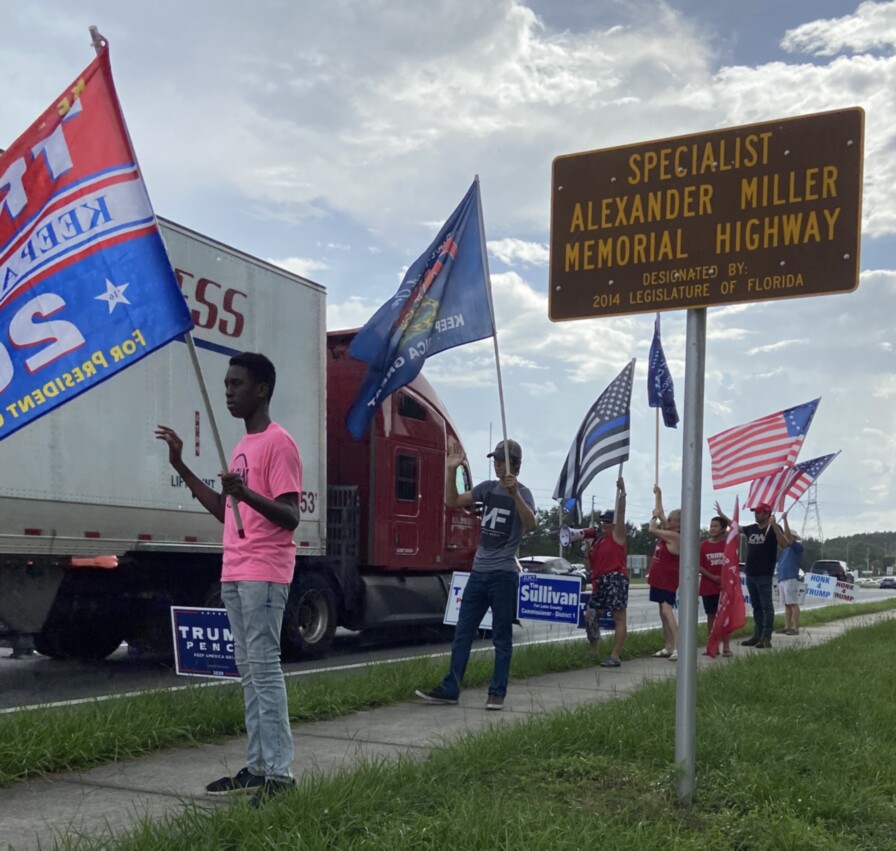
[519,505,896,574]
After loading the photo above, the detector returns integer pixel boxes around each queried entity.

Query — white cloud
[3,1,895,536]
[488,238,550,266]
[269,256,330,279]
[781,1,896,55]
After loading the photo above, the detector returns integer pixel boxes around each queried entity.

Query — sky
[2,0,894,539]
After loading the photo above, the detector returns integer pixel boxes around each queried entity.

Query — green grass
[0,598,894,791]
[53,609,896,850]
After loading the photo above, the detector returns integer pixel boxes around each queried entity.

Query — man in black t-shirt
[715,501,789,648]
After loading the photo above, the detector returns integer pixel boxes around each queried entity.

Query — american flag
[707,398,820,490]
[747,451,840,510]
[553,360,635,516]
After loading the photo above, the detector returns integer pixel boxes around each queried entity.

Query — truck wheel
[35,622,124,661]
[281,575,336,659]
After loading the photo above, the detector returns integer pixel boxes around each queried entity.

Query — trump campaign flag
[553,359,635,516]
[707,398,819,490]
[706,497,745,658]
[747,451,840,511]
[346,180,495,439]
[647,315,678,428]
[0,46,193,442]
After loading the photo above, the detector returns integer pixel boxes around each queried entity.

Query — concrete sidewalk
[3,611,893,850]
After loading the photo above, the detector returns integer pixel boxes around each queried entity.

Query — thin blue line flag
[553,360,635,514]
[647,315,679,428]
[346,180,495,440]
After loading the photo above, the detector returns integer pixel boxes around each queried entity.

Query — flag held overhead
[0,46,193,442]
[647,315,678,428]
[747,451,840,511]
[553,359,635,511]
[707,398,820,490]
[346,180,495,440]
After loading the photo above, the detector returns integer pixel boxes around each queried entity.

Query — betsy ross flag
[346,180,494,440]
[0,46,193,442]
[707,398,819,490]
[706,497,746,658]
[748,451,840,511]
[647,314,678,428]
[553,360,635,515]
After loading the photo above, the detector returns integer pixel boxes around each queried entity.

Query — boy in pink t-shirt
[156,352,301,806]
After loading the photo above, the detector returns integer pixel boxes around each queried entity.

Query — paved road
[1,587,891,712]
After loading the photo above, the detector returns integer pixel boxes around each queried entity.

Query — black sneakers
[485,693,505,711]
[740,636,760,647]
[415,687,459,705]
[205,766,264,796]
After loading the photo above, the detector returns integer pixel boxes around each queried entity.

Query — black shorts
[702,593,720,615]
[649,587,677,607]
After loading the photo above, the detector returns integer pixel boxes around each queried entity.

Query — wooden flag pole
[185,335,245,538]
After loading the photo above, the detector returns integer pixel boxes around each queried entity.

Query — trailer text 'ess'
[0,219,479,660]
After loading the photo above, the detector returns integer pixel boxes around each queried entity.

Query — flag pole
[87,27,243,537]
[473,176,510,468]
[185,335,245,538]
[615,461,624,517]
[89,25,106,54]
[654,312,660,486]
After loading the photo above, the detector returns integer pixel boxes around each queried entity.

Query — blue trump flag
[346,180,495,439]
[647,315,678,428]
[0,47,193,442]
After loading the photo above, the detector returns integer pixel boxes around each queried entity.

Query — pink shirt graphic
[222,422,302,584]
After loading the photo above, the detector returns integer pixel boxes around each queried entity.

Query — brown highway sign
[549,108,864,320]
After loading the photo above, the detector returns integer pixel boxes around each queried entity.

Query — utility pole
[800,483,824,548]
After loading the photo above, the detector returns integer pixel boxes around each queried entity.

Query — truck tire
[281,574,336,659]
[35,621,124,661]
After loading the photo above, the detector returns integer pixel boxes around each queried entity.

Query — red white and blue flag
[707,398,819,490]
[0,47,193,442]
[747,451,840,511]
[346,180,495,440]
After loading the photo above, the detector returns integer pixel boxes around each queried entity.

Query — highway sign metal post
[549,108,864,320]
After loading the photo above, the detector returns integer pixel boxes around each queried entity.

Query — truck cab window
[396,453,418,502]
[455,463,470,496]
[397,393,427,421]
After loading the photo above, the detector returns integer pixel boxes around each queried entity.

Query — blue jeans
[221,581,293,780]
[746,574,774,639]
[440,570,518,698]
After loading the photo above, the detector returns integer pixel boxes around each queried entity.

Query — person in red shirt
[647,484,680,661]
[699,516,730,656]
[582,477,629,668]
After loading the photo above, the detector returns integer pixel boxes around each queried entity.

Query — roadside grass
[1,598,894,788]
[59,615,896,850]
